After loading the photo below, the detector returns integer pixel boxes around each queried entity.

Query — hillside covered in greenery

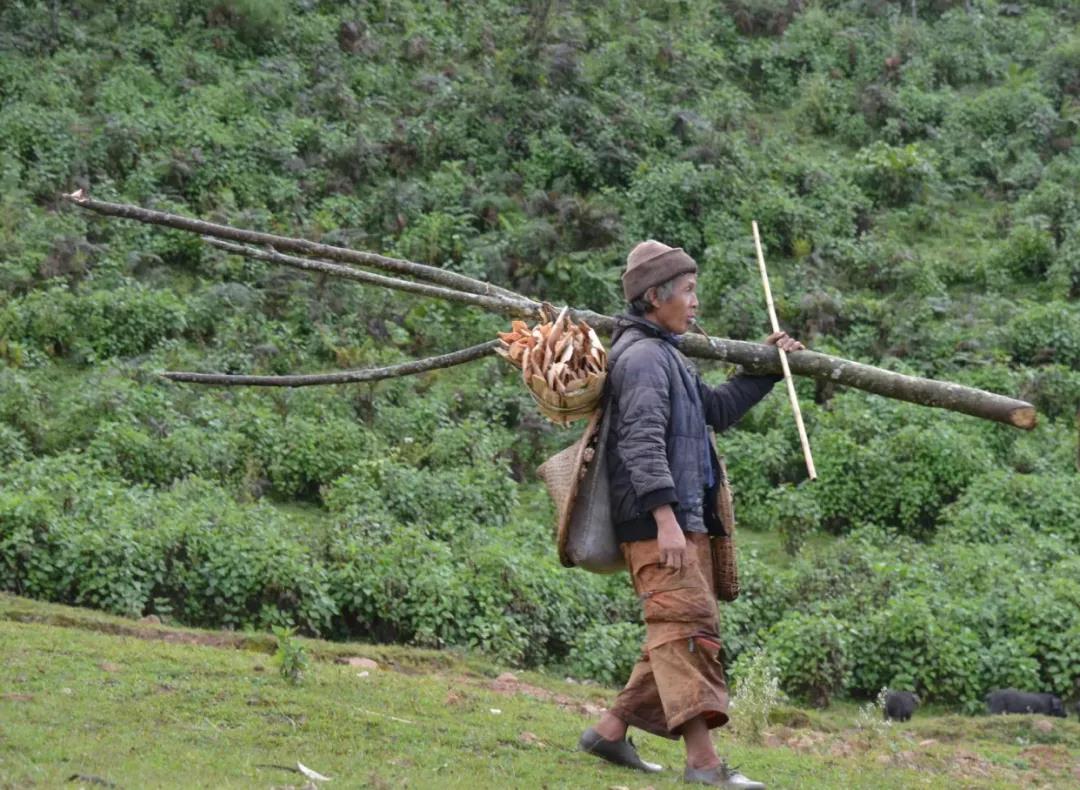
[2,0,1079,712]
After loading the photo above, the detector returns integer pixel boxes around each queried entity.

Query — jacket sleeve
[612,344,678,511]
[700,373,781,434]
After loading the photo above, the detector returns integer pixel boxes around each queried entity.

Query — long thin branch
[205,238,542,318]
[63,191,525,301]
[161,341,500,387]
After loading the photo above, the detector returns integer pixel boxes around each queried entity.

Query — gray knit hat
[622,240,698,302]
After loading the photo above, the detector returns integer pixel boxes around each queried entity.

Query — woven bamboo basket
[496,310,608,426]
[712,453,739,602]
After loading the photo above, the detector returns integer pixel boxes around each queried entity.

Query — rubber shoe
[578,727,663,773]
[683,760,765,789]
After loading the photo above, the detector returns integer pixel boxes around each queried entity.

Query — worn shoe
[578,727,663,773]
[683,760,765,789]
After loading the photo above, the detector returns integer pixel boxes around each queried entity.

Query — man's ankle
[686,756,721,771]
[594,713,627,741]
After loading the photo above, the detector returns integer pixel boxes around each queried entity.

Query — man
[578,240,804,789]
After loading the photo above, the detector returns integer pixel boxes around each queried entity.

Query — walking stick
[751,221,817,481]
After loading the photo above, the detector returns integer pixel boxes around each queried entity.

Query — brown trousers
[608,533,729,739]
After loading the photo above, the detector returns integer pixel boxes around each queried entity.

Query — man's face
[646,273,698,335]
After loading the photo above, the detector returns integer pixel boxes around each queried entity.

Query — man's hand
[764,330,805,352]
[652,505,686,570]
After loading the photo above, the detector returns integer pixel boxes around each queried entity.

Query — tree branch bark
[63,191,525,301]
[161,341,500,387]
[204,238,543,318]
[66,192,1036,429]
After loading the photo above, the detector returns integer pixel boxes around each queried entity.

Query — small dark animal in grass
[985,689,1066,717]
[884,690,920,722]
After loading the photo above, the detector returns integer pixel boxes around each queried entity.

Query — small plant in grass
[730,648,783,744]
[273,625,308,685]
[854,687,898,752]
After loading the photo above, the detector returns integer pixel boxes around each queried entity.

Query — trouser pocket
[638,575,717,625]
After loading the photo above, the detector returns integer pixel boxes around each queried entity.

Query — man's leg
[594,711,627,741]
[682,715,720,770]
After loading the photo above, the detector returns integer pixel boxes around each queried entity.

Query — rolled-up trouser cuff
[609,637,729,738]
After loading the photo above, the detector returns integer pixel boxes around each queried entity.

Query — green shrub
[1003,302,1080,368]
[850,594,982,705]
[990,225,1056,281]
[940,84,1057,184]
[324,456,518,537]
[0,424,28,466]
[764,612,851,707]
[566,622,643,686]
[796,73,856,136]
[854,142,936,206]
[623,159,739,257]
[273,625,309,685]
[939,470,1080,547]
[765,483,822,556]
[1039,34,1080,102]
[811,402,992,538]
[325,523,610,666]
[0,284,188,363]
[0,488,66,598]
[1049,235,1080,300]
[205,0,289,55]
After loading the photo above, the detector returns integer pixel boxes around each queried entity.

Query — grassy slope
[3,594,1078,790]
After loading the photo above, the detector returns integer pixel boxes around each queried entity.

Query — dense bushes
[720,531,1080,708]
[0,283,188,362]
[0,461,633,665]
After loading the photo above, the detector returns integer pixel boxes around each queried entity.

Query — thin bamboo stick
[752,221,817,481]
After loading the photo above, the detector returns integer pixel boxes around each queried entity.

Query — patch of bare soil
[1,604,456,673]
[3,609,259,649]
[947,748,995,782]
[1019,744,1071,772]
[487,672,607,717]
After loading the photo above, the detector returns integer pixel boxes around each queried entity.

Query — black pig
[884,690,919,722]
[985,688,1065,717]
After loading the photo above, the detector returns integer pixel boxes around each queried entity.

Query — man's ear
[644,286,660,311]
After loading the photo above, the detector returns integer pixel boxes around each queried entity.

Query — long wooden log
[66,192,1036,429]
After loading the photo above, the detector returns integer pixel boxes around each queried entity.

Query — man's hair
[628,276,680,315]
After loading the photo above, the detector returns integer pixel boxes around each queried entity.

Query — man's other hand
[764,330,805,352]
[653,505,686,570]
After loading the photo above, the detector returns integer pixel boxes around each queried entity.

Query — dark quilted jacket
[605,314,780,542]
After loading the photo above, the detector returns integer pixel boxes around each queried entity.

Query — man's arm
[700,331,804,432]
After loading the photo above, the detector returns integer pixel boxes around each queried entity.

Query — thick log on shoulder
[680,334,1037,430]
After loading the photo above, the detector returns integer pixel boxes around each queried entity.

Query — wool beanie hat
[622,239,698,302]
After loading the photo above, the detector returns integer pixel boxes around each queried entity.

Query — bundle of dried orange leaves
[495,307,607,425]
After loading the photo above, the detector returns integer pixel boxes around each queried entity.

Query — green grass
[738,527,834,568]
[3,595,1078,789]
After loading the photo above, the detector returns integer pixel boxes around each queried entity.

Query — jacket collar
[610,313,684,349]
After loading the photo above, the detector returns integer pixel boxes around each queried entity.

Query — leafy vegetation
[1,0,1078,713]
